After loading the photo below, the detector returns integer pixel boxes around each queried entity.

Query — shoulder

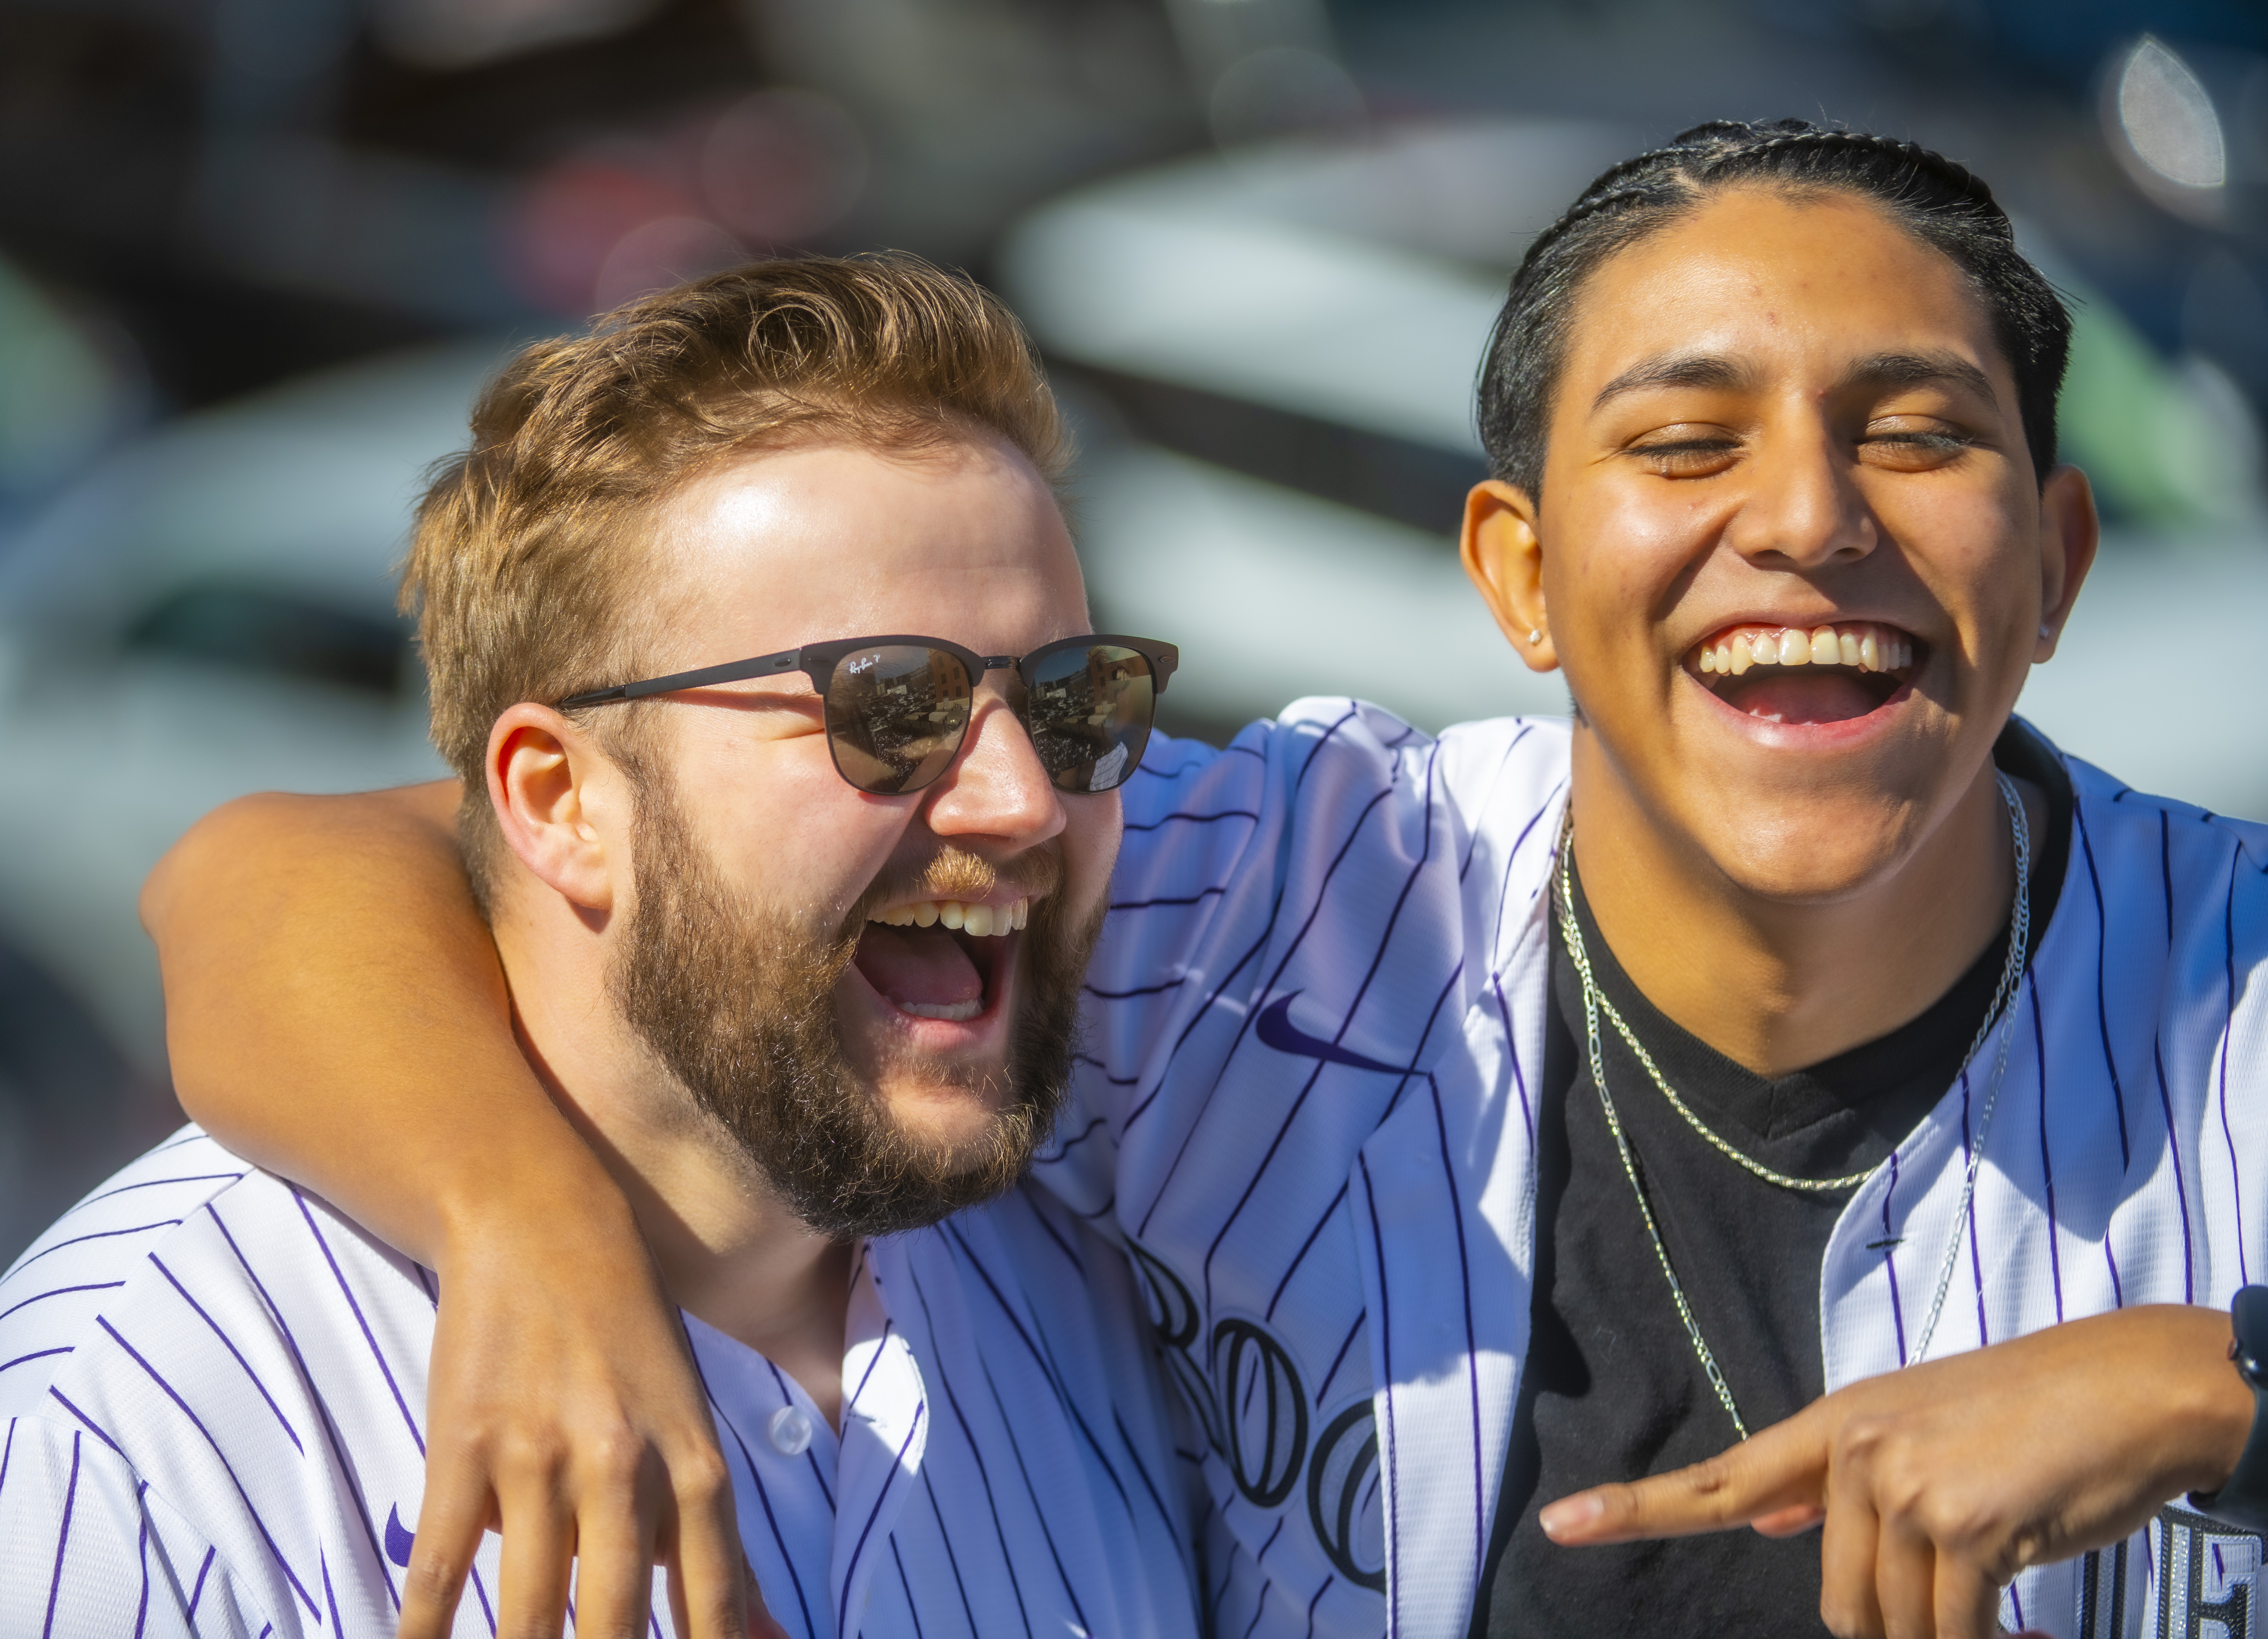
[1101,702,1459,963]
[1122,701,1457,833]
[0,1125,439,1439]
[1432,712,1573,817]
[1119,703,1570,862]
[0,1408,284,1636]
[2052,738,2268,954]
[0,1128,259,1411]
[0,1132,443,1632]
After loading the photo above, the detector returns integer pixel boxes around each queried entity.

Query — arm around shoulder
[137,783,761,1639]
[140,779,617,1261]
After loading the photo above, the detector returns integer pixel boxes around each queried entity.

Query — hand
[399,1191,786,1639]
[1537,1305,2253,1639]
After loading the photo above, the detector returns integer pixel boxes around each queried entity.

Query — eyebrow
[1834,349,1999,406]
[1589,347,2000,415]
[1590,352,1757,413]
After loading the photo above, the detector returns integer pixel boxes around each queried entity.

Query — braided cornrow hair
[1475,118,2071,498]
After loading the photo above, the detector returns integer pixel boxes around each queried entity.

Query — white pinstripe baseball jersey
[0,1131,1201,1639]
[1032,700,2268,1639]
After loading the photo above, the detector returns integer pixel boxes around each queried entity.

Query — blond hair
[402,254,1072,893]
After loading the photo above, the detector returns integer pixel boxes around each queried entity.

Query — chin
[1692,793,1934,906]
[869,1070,1017,1151]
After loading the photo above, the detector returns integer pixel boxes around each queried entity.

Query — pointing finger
[1540,1409,1831,1545]
[1751,1503,1827,1538]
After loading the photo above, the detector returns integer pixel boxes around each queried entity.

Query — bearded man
[125,123,2268,1639]
[0,259,1201,1638]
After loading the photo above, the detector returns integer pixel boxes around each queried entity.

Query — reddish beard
[606,760,1101,1238]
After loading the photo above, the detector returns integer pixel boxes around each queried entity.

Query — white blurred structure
[0,346,477,1065]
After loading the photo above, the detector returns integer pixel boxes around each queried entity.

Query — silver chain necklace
[1553,775,2031,1439]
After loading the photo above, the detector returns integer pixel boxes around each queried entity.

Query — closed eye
[1860,428,1983,472]
[1624,437,1742,478]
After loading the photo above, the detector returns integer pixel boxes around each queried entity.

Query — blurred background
[1,0,2264,1261]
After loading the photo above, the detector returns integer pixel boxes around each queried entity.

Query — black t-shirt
[1471,724,2074,1638]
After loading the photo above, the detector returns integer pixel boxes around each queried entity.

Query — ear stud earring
[2039,623,2052,638]
[1528,629,1544,646]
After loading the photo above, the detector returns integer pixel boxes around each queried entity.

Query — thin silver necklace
[1554,775,2031,1439]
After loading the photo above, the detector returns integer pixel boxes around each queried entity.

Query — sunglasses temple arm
[561,650,809,710]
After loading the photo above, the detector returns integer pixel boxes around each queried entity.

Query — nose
[1721,411,1879,571]
[920,690,1067,848]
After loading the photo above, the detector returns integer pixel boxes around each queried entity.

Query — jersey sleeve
[0,1412,279,1639]
[1084,723,1275,1052]
[1033,700,1458,1223]
[1030,722,1271,1215]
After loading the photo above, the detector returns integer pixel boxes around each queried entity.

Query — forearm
[141,781,631,1265]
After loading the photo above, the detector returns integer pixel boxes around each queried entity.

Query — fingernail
[1539,1495,1602,1540]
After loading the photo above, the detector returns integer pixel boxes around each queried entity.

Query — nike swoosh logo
[1255,994,1402,1075]
[385,1503,415,1569]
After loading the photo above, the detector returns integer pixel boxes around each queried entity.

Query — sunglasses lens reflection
[825,646,974,794]
[1026,644,1156,794]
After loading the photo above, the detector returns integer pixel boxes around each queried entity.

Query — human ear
[485,704,628,913]
[1461,479,1560,674]
[2032,465,2100,663]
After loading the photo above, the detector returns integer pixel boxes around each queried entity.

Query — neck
[1570,731,2039,1078]
[491,886,852,1425]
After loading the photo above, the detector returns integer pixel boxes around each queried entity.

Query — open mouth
[1689,620,1920,726]
[852,896,1033,1025]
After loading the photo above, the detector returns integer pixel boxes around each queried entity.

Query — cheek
[1552,479,1713,630]
[1060,799,1123,917]
[681,738,907,915]
[1875,482,2036,647]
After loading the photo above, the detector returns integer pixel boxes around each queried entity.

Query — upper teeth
[868,898,1031,936]
[1693,622,1913,677]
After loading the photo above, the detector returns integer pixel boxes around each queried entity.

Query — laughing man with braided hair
[103,120,2268,1638]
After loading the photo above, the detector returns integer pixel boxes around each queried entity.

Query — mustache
[846,846,1066,929]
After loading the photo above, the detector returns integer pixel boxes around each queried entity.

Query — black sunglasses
[559,633,1179,796]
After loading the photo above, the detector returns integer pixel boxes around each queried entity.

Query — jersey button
[768,1406,814,1457]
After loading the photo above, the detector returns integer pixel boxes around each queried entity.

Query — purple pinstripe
[2030,972,2067,1323]
[1356,1154,1401,1639]
[688,1343,817,1639]
[1881,1151,1908,1365]
[1487,781,1565,962]
[1425,1076,1485,1581]
[837,1402,926,1639]
[1457,722,1534,883]
[38,1429,77,1639]
[9,1222,183,1276]
[2151,1036,2198,1303]
[291,1190,425,1455]
[1,1347,72,1376]
[80,1174,245,1208]
[95,1316,321,1616]
[0,1283,125,1326]
[150,1254,303,1452]
[132,1483,150,1639]
[207,1202,402,1613]
[901,1269,1039,1639]
[2216,851,2247,1282]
